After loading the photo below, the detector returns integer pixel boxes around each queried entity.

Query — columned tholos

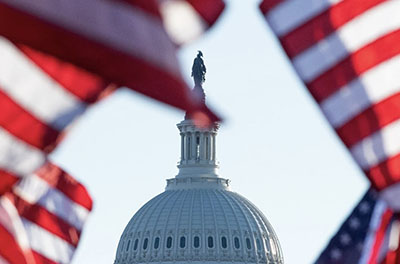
[175,118,220,180]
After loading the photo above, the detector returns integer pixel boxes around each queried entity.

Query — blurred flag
[260,0,400,210]
[314,189,400,264]
[0,162,93,264]
[159,0,225,45]
[0,0,219,120]
[0,38,111,195]
[0,27,107,264]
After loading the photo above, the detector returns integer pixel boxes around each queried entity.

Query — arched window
[221,236,228,249]
[133,239,139,250]
[143,238,148,250]
[256,238,262,251]
[166,236,173,249]
[246,238,252,250]
[208,236,214,248]
[154,237,160,249]
[180,236,186,248]
[234,237,240,249]
[196,134,200,159]
[126,240,131,251]
[193,236,200,248]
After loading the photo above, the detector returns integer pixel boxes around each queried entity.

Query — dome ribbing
[115,189,283,264]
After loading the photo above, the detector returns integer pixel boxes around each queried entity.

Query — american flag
[259,0,400,261]
[0,162,93,264]
[0,38,100,262]
[259,0,400,210]
[0,36,108,263]
[0,38,110,195]
[314,189,400,264]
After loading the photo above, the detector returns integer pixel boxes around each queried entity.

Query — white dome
[115,116,284,264]
[114,183,283,264]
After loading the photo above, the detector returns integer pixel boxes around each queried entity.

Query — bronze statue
[191,51,206,86]
[185,51,207,120]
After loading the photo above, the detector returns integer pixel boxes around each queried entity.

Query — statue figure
[191,51,206,86]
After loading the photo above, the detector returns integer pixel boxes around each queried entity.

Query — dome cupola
[114,52,284,264]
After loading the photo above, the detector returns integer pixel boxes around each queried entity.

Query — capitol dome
[114,53,284,264]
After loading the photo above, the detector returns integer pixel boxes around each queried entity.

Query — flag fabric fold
[0,37,110,195]
[0,162,93,264]
[159,0,225,45]
[259,0,400,210]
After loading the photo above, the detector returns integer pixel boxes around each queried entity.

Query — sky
[51,0,369,263]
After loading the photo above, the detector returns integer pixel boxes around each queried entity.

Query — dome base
[165,176,230,190]
[116,261,282,264]
[115,189,284,264]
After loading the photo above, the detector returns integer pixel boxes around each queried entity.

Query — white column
[206,134,210,161]
[208,135,213,161]
[181,134,184,161]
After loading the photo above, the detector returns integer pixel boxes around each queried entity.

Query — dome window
[256,238,262,251]
[193,236,200,248]
[205,136,209,160]
[246,238,252,250]
[143,238,149,250]
[196,135,200,159]
[207,236,214,248]
[126,240,131,251]
[133,239,139,251]
[221,236,228,249]
[154,237,160,249]
[166,236,173,249]
[234,237,240,249]
[180,236,186,248]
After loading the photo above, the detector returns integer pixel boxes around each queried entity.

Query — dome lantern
[170,51,227,190]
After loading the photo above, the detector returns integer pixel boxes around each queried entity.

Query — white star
[340,233,351,245]
[330,248,342,260]
[356,242,364,251]
[349,218,360,229]
[359,202,370,214]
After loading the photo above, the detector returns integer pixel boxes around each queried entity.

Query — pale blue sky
[51,0,368,263]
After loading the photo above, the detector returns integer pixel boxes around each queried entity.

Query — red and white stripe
[0,38,108,194]
[260,0,400,209]
[0,162,93,264]
[0,39,86,131]
[0,0,218,120]
[159,0,225,45]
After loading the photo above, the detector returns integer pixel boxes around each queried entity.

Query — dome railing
[166,177,230,190]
